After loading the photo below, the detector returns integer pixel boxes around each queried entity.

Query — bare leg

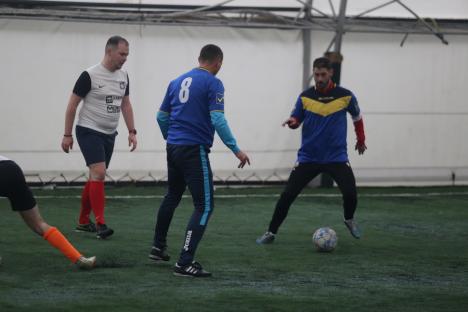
[19,205,50,236]
[89,162,106,182]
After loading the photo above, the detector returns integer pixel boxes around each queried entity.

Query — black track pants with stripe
[153,144,214,266]
[268,162,357,234]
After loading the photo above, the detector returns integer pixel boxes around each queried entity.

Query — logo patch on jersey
[301,96,351,117]
[106,95,123,104]
[216,93,224,104]
[119,81,126,90]
[107,105,121,113]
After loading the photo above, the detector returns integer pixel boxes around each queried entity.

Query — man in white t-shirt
[61,36,137,239]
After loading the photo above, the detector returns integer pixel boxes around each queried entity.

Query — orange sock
[89,181,106,225]
[79,181,92,224]
[43,227,82,263]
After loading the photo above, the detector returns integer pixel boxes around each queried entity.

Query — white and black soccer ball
[312,227,338,252]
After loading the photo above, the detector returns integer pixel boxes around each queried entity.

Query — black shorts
[0,160,36,211]
[76,125,117,168]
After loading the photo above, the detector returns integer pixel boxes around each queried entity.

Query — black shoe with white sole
[75,222,97,233]
[96,224,114,239]
[173,261,211,278]
[149,247,170,262]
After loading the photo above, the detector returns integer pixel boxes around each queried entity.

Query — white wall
[0,18,467,185]
[311,31,468,185]
[0,19,302,182]
[343,32,468,165]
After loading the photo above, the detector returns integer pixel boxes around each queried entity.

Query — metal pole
[302,0,313,89]
[334,0,347,53]
[321,0,347,188]
[395,0,448,45]
[303,0,322,187]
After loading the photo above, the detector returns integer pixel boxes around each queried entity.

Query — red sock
[78,181,92,224]
[89,180,106,225]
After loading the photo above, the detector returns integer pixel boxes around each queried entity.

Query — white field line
[22,192,468,199]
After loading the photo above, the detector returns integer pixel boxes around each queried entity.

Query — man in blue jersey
[256,57,367,244]
[149,44,250,277]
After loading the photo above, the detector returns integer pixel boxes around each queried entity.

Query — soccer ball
[312,227,338,252]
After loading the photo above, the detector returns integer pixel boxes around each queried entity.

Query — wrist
[63,134,72,137]
[129,129,137,135]
[232,145,241,154]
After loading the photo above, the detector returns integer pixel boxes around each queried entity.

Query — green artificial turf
[1,186,467,312]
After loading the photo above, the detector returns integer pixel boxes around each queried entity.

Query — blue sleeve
[157,111,170,140]
[210,111,240,154]
[346,93,362,121]
[208,78,225,112]
[291,96,305,122]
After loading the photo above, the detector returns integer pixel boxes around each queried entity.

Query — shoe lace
[191,262,203,271]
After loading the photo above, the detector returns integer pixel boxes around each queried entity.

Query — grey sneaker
[256,231,275,244]
[76,256,96,269]
[344,219,361,239]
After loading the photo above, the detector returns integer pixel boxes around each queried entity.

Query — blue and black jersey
[291,84,361,163]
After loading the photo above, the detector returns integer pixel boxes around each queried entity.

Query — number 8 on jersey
[179,77,193,103]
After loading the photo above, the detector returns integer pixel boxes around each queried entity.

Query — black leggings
[268,162,357,234]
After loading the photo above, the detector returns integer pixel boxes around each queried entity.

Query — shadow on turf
[95,256,135,268]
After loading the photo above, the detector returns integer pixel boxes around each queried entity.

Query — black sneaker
[173,261,212,278]
[148,247,170,262]
[75,222,97,233]
[96,224,114,239]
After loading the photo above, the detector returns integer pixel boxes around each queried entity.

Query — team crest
[216,92,224,104]
[120,81,126,89]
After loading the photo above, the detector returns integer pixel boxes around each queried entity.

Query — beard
[316,81,328,89]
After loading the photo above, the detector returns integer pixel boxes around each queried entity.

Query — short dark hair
[199,44,223,62]
[313,57,332,69]
[105,36,129,50]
